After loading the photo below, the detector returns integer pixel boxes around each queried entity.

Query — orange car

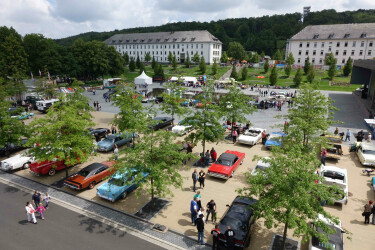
[63,161,115,190]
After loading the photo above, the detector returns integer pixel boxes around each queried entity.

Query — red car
[207,150,245,180]
[29,159,71,176]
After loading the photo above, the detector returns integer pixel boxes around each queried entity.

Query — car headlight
[1,162,11,170]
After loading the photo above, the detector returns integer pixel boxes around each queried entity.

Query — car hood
[1,154,33,165]
[362,153,375,163]
[97,140,113,148]
[97,182,125,197]
[265,139,281,147]
[208,163,231,176]
[66,174,85,184]
[219,218,247,242]
[238,135,257,141]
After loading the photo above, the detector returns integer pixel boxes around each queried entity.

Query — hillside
[56,9,375,57]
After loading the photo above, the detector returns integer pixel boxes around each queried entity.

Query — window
[173,44,175,49]
[328,33,334,39]
[320,50,324,56]
[297,58,301,63]
[319,58,323,64]
[312,58,315,63]
[343,50,347,56]
[191,44,193,49]
[305,50,309,55]
[344,42,348,47]
[299,42,302,48]
[201,51,203,55]
[201,44,203,49]
[353,41,356,47]
[344,33,350,38]
[351,50,355,56]
[328,46,332,52]
[177,44,180,49]
[335,50,339,56]
[368,50,372,56]
[196,44,198,49]
[361,33,367,38]
[360,50,363,56]
[313,50,316,55]
[182,48,184,52]
[342,59,345,64]
[321,42,325,48]
[337,42,340,47]
[361,41,365,47]
[191,51,193,55]
[370,41,373,47]
[314,42,317,48]
[298,50,302,55]
[306,42,310,48]
[313,34,319,39]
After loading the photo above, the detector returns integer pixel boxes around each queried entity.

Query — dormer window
[191,37,196,41]
[112,40,116,43]
[328,33,334,39]
[361,33,367,38]
[126,40,129,43]
[313,34,319,39]
[133,39,137,42]
[165,38,169,42]
[156,39,160,42]
[344,33,350,38]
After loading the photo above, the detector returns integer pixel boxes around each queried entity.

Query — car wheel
[122,191,128,199]
[23,162,30,169]
[240,160,243,165]
[48,168,56,176]
[89,182,96,189]
[230,171,234,178]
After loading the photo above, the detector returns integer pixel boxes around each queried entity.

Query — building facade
[286,23,375,66]
[105,30,222,64]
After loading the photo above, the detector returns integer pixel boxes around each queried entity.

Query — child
[43,193,50,209]
[36,203,46,220]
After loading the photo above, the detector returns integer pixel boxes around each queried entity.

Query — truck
[36,99,59,113]
[323,135,343,160]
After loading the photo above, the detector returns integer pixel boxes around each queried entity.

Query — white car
[309,214,344,250]
[319,165,348,205]
[356,142,375,166]
[141,97,156,103]
[251,157,271,176]
[171,125,192,135]
[0,151,36,171]
[238,128,265,145]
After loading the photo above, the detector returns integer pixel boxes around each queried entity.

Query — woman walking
[199,170,206,189]
[232,129,238,144]
[25,201,37,224]
[363,200,373,224]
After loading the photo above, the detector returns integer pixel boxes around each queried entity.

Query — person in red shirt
[211,224,221,250]
[321,147,327,166]
[210,147,217,162]
[261,130,266,145]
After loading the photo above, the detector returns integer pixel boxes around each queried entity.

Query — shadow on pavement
[18,219,30,225]
[134,197,169,220]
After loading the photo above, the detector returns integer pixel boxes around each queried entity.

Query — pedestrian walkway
[0,170,210,250]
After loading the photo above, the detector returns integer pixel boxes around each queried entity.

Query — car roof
[232,196,258,206]
[320,165,347,175]
[256,157,271,168]
[361,142,375,150]
[82,163,108,172]
[218,153,238,162]
[105,134,120,139]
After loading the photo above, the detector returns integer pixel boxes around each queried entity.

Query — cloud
[156,0,239,13]
[251,0,301,11]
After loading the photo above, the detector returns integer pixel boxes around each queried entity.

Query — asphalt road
[0,182,165,250]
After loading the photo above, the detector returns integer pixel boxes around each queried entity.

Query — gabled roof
[290,23,375,40]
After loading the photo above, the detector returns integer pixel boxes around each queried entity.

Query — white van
[36,99,59,113]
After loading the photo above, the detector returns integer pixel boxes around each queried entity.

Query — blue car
[265,132,286,149]
[97,132,138,152]
[96,171,149,201]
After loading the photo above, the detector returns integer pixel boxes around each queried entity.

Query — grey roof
[105,30,221,45]
[290,23,375,40]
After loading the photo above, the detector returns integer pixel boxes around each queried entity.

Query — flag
[48,71,50,81]
[30,72,33,79]
[39,69,41,77]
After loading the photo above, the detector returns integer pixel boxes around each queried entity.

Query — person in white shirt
[25,201,37,224]
[197,208,205,223]
[43,193,50,209]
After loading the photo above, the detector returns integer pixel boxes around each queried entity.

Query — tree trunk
[151,177,155,210]
[281,210,290,250]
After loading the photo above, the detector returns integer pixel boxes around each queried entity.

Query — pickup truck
[29,158,78,176]
[324,135,343,160]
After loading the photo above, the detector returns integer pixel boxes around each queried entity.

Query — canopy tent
[135,71,152,85]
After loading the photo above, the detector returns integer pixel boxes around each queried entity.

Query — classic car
[250,157,271,176]
[309,214,344,250]
[0,151,36,171]
[265,132,285,149]
[320,165,348,205]
[218,196,258,249]
[356,142,375,166]
[96,170,149,202]
[324,135,343,160]
[0,139,28,156]
[36,99,59,113]
[89,128,110,138]
[64,161,116,190]
[171,120,193,135]
[97,132,138,152]
[29,157,79,176]
[141,97,156,103]
[372,177,375,191]
[8,107,34,120]
[238,128,265,146]
[207,150,245,179]
[148,117,174,131]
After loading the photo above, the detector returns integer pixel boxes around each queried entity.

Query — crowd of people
[25,190,50,224]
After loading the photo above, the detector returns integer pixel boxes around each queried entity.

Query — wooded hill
[55,9,375,57]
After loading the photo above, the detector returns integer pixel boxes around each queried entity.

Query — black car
[0,139,28,156]
[148,117,174,130]
[218,196,257,249]
[89,128,110,138]
[103,89,117,98]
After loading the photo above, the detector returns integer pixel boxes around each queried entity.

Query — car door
[357,146,365,163]
[95,167,108,182]
[114,136,122,147]
[232,156,239,172]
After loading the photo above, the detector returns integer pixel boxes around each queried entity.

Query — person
[334,127,339,135]
[192,169,198,192]
[97,103,101,111]
[114,144,119,160]
[261,130,266,145]
[190,197,199,225]
[224,226,235,250]
[277,101,281,111]
[25,201,37,224]
[321,147,327,166]
[199,170,206,189]
[211,224,221,250]
[368,133,372,142]
[36,203,46,220]
[357,130,364,142]
[205,150,210,166]
[210,148,217,162]
[93,89,96,95]
[32,190,41,208]
[187,143,193,161]
[196,214,205,245]
[93,101,96,108]
[111,125,117,135]
[232,130,238,144]
[206,200,216,224]
[364,200,373,224]
[372,203,375,225]
[197,207,205,223]
[345,129,351,142]
[194,191,202,210]
[43,193,50,209]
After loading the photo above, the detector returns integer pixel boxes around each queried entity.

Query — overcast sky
[1,0,374,39]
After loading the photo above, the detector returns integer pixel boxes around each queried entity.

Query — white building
[105,30,222,64]
[286,23,375,66]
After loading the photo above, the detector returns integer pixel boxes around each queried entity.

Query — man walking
[211,224,221,250]
[32,190,41,208]
[225,226,235,250]
[196,214,205,245]
[345,129,351,142]
[321,147,327,166]
[192,169,198,192]
[232,129,238,144]
[190,197,199,225]
[206,200,216,224]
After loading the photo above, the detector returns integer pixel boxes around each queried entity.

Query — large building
[286,23,375,66]
[105,30,222,64]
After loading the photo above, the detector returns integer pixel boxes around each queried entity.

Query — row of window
[298,49,372,56]
[298,40,373,48]
[118,49,205,56]
[297,58,348,64]
[117,43,208,50]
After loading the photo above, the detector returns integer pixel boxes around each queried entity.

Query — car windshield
[216,158,232,166]
[108,178,124,186]
[103,138,115,143]
[327,137,341,143]
[269,135,282,141]
[363,149,375,155]
[323,171,345,181]
[245,130,260,136]
[221,217,244,231]
[255,165,268,171]
[78,170,90,177]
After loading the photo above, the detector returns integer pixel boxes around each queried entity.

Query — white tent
[135,71,152,85]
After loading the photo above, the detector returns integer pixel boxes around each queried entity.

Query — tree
[123,52,129,65]
[153,63,165,78]
[144,52,151,63]
[27,83,95,177]
[34,78,58,99]
[269,66,278,86]
[212,58,218,75]
[343,57,353,77]
[230,65,238,80]
[227,42,246,60]
[304,57,311,75]
[151,56,156,69]
[129,57,136,72]
[220,52,228,63]
[293,68,302,87]
[171,56,178,71]
[192,52,200,64]
[136,55,141,69]
[160,81,190,123]
[241,66,248,80]
[325,53,337,81]
[185,54,191,68]
[273,49,282,60]
[264,59,270,73]
[139,62,145,74]
[285,52,295,77]
[168,52,173,64]
[284,64,292,78]
[260,51,265,59]
[251,52,260,63]
[307,65,315,83]
[107,46,125,77]
[199,56,206,74]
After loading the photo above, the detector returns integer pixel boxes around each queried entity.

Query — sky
[0,0,374,39]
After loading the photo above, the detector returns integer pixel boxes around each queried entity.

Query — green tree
[325,53,337,81]
[153,63,165,78]
[27,84,94,177]
[260,51,265,58]
[220,52,228,63]
[168,52,173,64]
[139,62,145,74]
[136,55,141,69]
[199,56,206,74]
[192,52,200,64]
[212,58,218,75]
[241,66,248,80]
[185,54,191,68]
[172,56,178,71]
[251,52,260,63]
[307,65,315,83]
[144,52,151,63]
[129,57,136,72]
[273,49,282,60]
[304,57,311,75]
[269,66,278,86]
[264,59,270,73]
[230,65,238,80]
[293,68,303,87]
[34,78,58,99]
[107,46,125,77]
[227,41,246,60]
[285,52,295,77]
[284,64,292,77]
[151,56,156,69]
[343,57,353,77]
[160,81,189,123]
[123,52,129,65]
